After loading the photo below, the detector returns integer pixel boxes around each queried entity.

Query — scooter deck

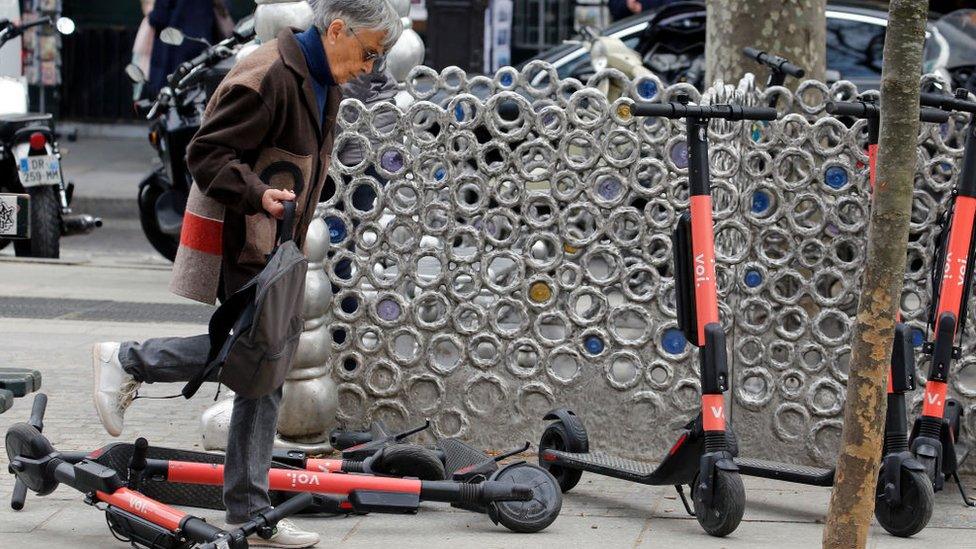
[733,457,834,486]
[90,443,322,512]
[543,450,662,484]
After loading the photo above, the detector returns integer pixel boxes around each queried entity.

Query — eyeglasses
[349,28,381,63]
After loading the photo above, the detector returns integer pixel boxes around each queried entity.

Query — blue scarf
[295,26,336,123]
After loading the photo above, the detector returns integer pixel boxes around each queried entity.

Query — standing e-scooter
[910,88,976,507]
[730,99,950,538]
[741,46,806,108]
[538,98,779,538]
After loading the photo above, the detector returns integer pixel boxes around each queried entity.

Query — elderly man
[90,2,402,547]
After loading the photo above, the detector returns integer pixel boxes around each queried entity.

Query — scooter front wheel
[487,463,562,533]
[692,469,745,537]
[874,468,934,538]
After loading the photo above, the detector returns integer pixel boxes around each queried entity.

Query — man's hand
[627,0,642,14]
[262,188,296,219]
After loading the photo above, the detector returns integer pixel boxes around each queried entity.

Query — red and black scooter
[7,395,557,537]
[6,394,314,549]
[910,87,976,507]
[538,99,779,537]
[729,99,950,538]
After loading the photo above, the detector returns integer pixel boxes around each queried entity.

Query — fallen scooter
[322,420,563,533]
[6,394,313,548]
[8,395,557,534]
[537,99,780,538]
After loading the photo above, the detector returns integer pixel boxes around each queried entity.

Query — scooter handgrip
[631,102,677,118]
[263,493,314,525]
[919,91,950,109]
[28,393,47,430]
[920,107,950,124]
[778,60,805,78]
[920,91,976,114]
[742,46,764,62]
[477,481,533,503]
[826,101,872,118]
[735,106,779,121]
[10,479,27,510]
[330,429,374,450]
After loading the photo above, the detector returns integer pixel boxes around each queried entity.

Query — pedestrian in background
[145,0,234,96]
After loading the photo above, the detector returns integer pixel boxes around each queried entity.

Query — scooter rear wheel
[538,421,583,492]
[692,469,745,537]
[874,468,934,538]
[369,444,446,480]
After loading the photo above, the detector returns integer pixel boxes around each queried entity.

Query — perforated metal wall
[318,62,976,469]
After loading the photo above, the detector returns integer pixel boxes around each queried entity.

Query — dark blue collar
[295,26,335,88]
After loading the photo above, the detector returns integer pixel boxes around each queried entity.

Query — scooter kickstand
[951,472,976,507]
[674,485,695,517]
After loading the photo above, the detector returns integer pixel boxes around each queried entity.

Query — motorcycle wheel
[138,181,178,262]
[14,186,60,258]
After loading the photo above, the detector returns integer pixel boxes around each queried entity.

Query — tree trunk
[822,1,929,548]
[705,0,826,87]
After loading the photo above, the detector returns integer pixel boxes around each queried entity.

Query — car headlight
[591,41,608,71]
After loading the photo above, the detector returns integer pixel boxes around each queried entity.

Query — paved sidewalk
[1,237,974,548]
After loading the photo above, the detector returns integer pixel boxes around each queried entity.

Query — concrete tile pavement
[1,248,974,548]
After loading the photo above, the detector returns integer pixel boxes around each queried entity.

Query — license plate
[18,154,61,187]
[0,193,29,239]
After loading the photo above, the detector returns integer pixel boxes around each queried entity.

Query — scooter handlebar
[827,100,950,123]
[919,90,976,114]
[631,102,778,121]
[195,493,314,549]
[28,393,47,430]
[742,47,805,78]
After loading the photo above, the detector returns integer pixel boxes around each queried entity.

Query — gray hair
[311,0,403,49]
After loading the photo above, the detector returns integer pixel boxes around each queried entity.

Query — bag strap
[277,200,297,246]
[181,283,256,399]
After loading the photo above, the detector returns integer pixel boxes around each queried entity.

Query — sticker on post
[0,193,29,239]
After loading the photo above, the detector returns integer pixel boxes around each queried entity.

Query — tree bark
[822,1,929,548]
[705,0,826,87]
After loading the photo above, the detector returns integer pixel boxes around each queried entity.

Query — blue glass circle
[670,142,689,169]
[662,328,687,355]
[751,122,763,142]
[912,328,925,348]
[744,270,763,288]
[500,73,514,86]
[825,166,849,189]
[751,191,770,213]
[434,167,446,181]
[637,80,658,99]
[454,104,465,122]
[325,217,346,244]
[584,336,604,355]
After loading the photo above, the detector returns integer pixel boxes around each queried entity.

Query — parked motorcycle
[0,15,100,258]
[126,18,255,261]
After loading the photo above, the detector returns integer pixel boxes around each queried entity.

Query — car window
[826,18,886,79]
[556,35,643,80]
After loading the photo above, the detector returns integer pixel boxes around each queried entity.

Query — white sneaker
[92,342,141,437]
[226,519,320,548]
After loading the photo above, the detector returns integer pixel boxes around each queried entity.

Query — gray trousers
[119,335,281,523]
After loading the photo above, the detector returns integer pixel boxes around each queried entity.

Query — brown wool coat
[176,29,342,302]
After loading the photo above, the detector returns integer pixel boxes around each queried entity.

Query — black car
[522,1,975,92]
